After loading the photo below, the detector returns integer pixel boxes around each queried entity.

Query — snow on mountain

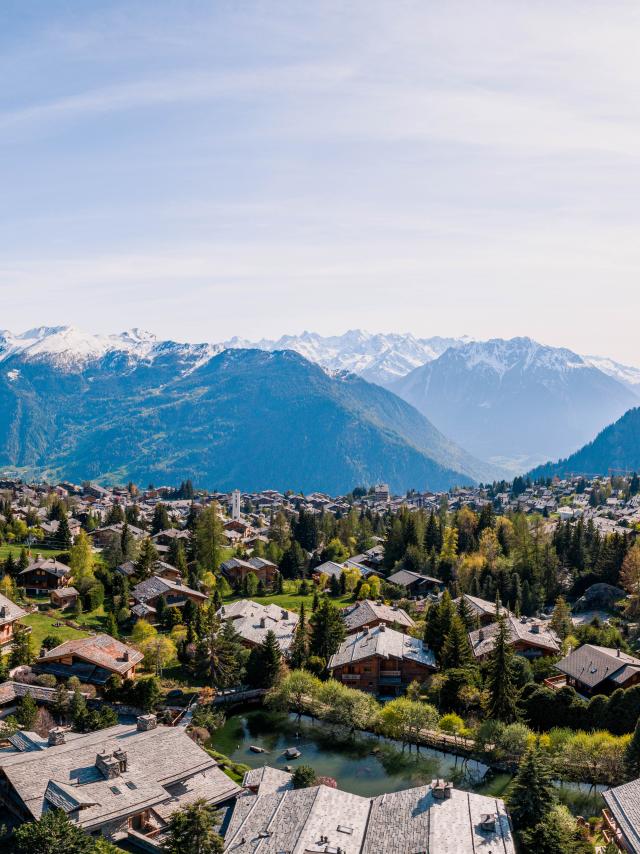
[0,326,158,368]
[388,337,639,473]
[583,355,640,391]
[223,330,469,384]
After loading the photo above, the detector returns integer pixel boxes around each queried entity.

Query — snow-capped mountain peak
[455,337,587,378]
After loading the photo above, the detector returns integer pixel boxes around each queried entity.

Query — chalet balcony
[341,674,361,682]
[543,675,567,691]
[602,808,625,850]
[379,670,402,685]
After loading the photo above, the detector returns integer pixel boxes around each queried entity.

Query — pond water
[208,708,605,816]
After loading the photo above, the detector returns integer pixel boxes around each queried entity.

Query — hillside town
[0,473,639,852]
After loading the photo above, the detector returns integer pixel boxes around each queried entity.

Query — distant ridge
[528,406,640,480]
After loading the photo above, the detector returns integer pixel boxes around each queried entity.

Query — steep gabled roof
[555,644,640,689]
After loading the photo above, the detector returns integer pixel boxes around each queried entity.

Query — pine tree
[18,547,30,572]
[440,613,473,669]
[456,595,477,631]
[16,692,37,729]
[329,574,340,597]
[4,552,17,578]
[485,615,518,722]
[312,590,319,612]
[508,748,556,831]
[136,538,159,579]
[424,590,455,659]
[290,603,308,670]
[56,513,72,550]
[70,687,88,730]
[275,571,284,594]
[193,606,241,688]
[151,503,170,535]
[51,682,69,721]
[309,598,345,663]
[10,625,33,666]
[260,630,282,688]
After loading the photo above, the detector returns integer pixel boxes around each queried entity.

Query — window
[125,782,137,790]
[337,825,353,834]
[110,786,121,795]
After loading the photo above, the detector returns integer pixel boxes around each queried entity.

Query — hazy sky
[2,1,640,363]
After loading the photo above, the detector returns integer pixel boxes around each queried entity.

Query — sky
[1,1,640,363]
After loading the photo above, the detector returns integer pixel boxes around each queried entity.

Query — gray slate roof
[554,644,640,690]
[342,599,415,633]
[132,574,207,604]
[20,557,71,578]
[603,778,640,853]
[217,600,298,653]
[387,568,441,588]
[469,615,560,659]
[224,777,516,853]
[0,592,27,626]
[328,624,436,670]
[0,722,240,831]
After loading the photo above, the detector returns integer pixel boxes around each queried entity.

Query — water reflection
[208,708,604,816]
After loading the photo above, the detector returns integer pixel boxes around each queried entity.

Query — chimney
[0,605,7,618]
[259,617,266,628]
[478,629,485,641]
[281,609,288,620]
[122,651,130,662]
[96,751,121,779]
[137,713,157,732]
[617,648,621,657]
[531,624,540,634]
[113,748,128,772]
[48,727,66,746]
[481,813,496,831]
[379,623,386,632]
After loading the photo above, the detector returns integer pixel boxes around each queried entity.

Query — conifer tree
[456,595,477,631]
[440,613,473,669]
[309,598,345,662]
[508,748,556,832]
[151,503,170,535]
[10,625,33,666]
[4,551,17,578]
[16,692,38,729]
[485,614,518,722]
[18,547,30,572]
[289,603,308,670]
[136,537,159,579]
[56,513,72,550]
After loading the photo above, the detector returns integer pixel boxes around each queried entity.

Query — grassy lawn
[0,544,60,560]
[21,611,89,650]
[223,585,354,614]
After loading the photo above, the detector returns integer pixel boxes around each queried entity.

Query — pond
[208,708,605,816]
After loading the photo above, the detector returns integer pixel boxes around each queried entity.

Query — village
[0,474,639,852]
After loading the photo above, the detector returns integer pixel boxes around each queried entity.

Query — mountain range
[387,338,639,473]
[0,330,497,493]
[1,325,638,487]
